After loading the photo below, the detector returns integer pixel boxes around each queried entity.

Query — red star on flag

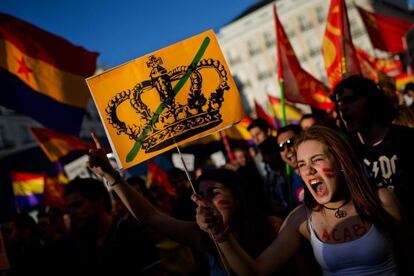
[16,56,33,81]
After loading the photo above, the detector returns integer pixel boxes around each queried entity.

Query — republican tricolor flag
[268,95,302,124]
[322,0,361,88]
[0,13,98,135]
[11,172,45,210]
[30,127,93,162]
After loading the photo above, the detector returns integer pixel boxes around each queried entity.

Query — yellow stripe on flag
[12,177,44,196]
[0,39,90,109]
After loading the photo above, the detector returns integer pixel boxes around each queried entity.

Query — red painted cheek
[322,167,335,178]
[215,199,230,206]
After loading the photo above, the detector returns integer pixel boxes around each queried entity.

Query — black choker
[323,200,349,219]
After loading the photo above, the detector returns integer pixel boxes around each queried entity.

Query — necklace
[323,199,349,219]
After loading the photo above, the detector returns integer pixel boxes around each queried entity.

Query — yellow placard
[87,30,244,169]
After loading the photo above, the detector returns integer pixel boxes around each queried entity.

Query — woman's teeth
[310,180,322,192]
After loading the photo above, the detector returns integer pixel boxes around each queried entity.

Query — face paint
[321,223,369,243]
[216,199,231,206]
[322,229,331,241]
[322,167,335,178]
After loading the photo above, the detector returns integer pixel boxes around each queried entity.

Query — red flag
[355,47,403,80]
[147,162,176,197]
[254,100,276,129]
[30,127,94,162]
[355,48,379,82]
[273,4,334,110]
[322,0,361,88]
[375,58,403,77]
[44,175,67,210]
[357,6,413,54]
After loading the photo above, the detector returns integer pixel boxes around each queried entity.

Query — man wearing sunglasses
[275,124,304,206]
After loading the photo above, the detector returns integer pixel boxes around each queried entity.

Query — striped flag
[30,127,93,162]
[268,95,302,124]
[0,13,98,135]
[11,172,45,210]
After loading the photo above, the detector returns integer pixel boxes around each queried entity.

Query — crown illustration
[106,55,230,153]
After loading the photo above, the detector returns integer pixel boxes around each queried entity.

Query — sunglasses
[278,138,294,152]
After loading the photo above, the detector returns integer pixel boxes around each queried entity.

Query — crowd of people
[1,75,414,275]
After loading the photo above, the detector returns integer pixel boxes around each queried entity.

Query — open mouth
[310,179,325,195]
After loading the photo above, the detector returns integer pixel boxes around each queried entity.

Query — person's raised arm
[88,132,202,249]
[193,195,308,275]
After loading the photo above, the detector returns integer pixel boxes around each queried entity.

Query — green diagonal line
[126,36,211,162]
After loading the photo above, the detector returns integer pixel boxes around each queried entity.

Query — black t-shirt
[351,124,414,221]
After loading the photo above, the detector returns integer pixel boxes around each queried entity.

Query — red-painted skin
[321,223,368,242]
[322,167,335,178]
[216,199,231,206]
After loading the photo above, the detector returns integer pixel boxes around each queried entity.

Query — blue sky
[1,0,256,68]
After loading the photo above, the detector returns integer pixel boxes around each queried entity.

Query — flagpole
[341,0,348,78]
[173,141,196,194]
[219,130,235,163]
[273,4,288,127]
[173,138,231,276]
[273,3,292,210]
[279,79,288,127]
[402,36,412,75]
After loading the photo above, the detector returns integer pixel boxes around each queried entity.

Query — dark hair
[195,169,244,205]
[332,75,397,125]
[65,177,112,214]
[126,176,146,188]
[247,118,272,132]
[404,82,414,94]
[300,113,316,122]
[294,126,395,228]
[276,124,302,141]
[257,136,283,170]
[196,168,273,257]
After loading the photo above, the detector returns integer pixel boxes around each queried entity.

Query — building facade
[217,0,414,116]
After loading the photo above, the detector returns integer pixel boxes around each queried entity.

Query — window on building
[226,49,241,65]
[315,6,326,24]
[256,62,271,80]
[247,40,261,56]
[349,17,364,38]
[236,70,252,88]
[298,15,313,32]
[264,32,275,48]
[284,23,296,38]
[299,54,308,62]
[307,38,321,57]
